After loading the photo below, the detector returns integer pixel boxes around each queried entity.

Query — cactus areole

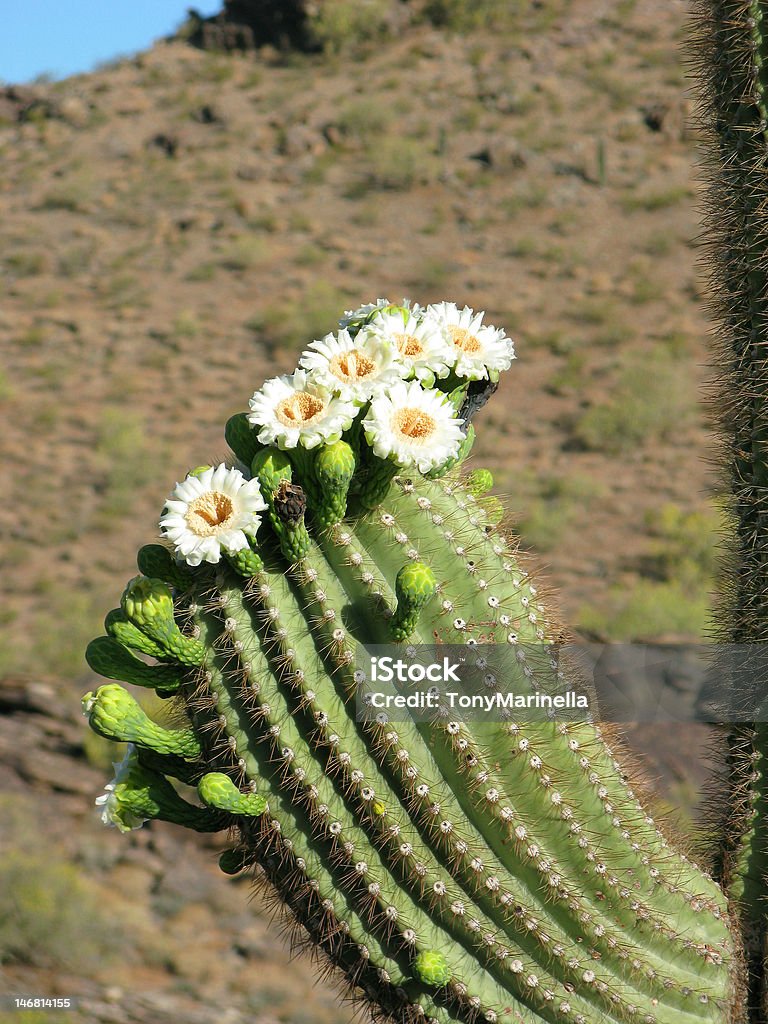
[84,297,740,1024]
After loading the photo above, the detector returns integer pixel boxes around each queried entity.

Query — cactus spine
[83,297,739,1024]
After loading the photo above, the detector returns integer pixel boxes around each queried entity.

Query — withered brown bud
[458,379,499,433]
[273,480,306,525]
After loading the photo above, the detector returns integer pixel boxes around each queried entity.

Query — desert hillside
[0,2,726,1021]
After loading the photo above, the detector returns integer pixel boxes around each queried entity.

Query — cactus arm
[193,579,547,1022]
[729,724,768,910]
[388,481,730,905]
[243,562,637,1017]
[215,575,571,1019]
[306,500,730,1014]
[342,491,731,1005]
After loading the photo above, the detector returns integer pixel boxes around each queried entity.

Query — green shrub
[359,136,435,191]
[0,802,118,969]
[335,97,393,140]
[516,474,602,552]
[640,503,721,586]
[577,580,710,641]
[94,408,164,528]
[421,0,509,30]
[219,235,269,272]
[572,349,693,454]
[310,0,395,53]
[5,250,48,276]
[247,281,353,355]
[620,185,691,213]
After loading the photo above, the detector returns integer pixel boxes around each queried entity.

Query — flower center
[449,326,481,354]
[329,350,376,383]
[275,391,326,426]
[393,406,436,444]
[396,333,424,358]
[186,492,235,536]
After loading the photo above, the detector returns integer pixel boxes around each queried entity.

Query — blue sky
[1,1,222,84]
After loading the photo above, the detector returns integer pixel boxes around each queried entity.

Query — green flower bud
[198,773,268,818]
[465,468,494,497]
[136,545,194,590]
[121,576,205,665]
[121,576,174,633]
[312,440,356,529]
[413,949,451,987]
[96,746,224,833]
[391,562,437,642]
[225,545,265,578]
[105,608,164,657]
[86,636,182,694]
[84,684,201,758]
[252,450,311,562]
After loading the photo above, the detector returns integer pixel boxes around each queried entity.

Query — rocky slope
[0,2,728,1020]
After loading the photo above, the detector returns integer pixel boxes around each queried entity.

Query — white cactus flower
[160,463,267,566]
[362,309,453,385]
[247,368,359,450]
[298,328,403,401]
[95,744,147,833]
[363,380,465,474]
[428,301,515,380]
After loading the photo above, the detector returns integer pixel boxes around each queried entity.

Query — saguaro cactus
[693,1,768,1017]
[83,296,741,1024]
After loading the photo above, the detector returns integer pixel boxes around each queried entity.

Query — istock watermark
[369,655,463,683]
[353,643,768,723]
[356,644,592,723]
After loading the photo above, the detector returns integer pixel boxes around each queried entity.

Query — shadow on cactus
[82,296,742,1024]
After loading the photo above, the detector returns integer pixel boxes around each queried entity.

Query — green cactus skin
[693,2,768,1016]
